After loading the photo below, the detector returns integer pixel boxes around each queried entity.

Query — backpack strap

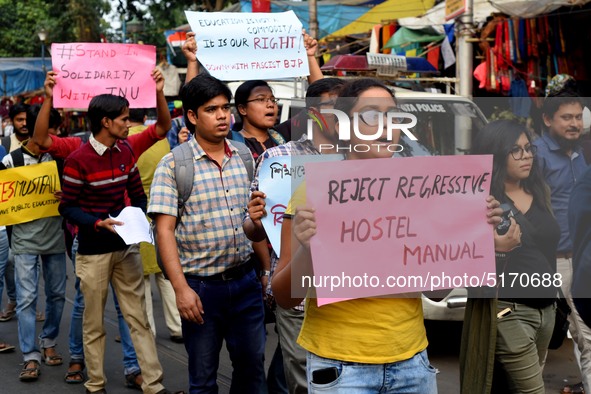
[230,130,246,144]
[231,140,254,183]
[171,141,194,226]
[9,148,25,168]
[1,135,10,154]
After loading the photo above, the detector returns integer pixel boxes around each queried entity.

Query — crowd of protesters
[0,29,590,394]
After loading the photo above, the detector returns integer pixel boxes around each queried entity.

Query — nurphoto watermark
[306,105,419,153]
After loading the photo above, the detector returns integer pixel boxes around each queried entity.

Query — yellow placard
[445,0,466,20]
[0,161,61,226]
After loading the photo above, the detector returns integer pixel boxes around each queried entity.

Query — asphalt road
[0,259,582,393]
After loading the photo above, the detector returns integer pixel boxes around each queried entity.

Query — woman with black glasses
[232,79,286,161]
[461,119,560,394]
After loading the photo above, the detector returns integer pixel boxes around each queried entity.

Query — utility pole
[452,0,475,154]
[456,0,474,98]
[309,0,318,39]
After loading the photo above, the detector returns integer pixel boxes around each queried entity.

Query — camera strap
[503,199,535,246]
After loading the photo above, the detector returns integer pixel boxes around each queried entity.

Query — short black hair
[9,103,29,121]
[234,80,272,121]
[542,90,584,120]
[180,74,232,134]
[25,105,41,137]
[49,108,62,130]
[87,94,130,135]
[129,108,147,123]
[26,105,61,133]
[305,78,346,108]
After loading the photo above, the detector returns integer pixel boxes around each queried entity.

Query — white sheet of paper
[109,206,153,245]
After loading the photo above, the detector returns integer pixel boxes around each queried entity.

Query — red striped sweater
[59,139,147,255]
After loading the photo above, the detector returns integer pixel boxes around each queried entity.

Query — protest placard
[185,11,308,80]
[52,43,156,109]
[258,154,342,257]
[302,155,495,305]
[0,162,61,226]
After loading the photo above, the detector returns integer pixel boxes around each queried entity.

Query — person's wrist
[260,270,270,278]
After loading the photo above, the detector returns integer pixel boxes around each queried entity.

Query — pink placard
[303,155,496,306]
[52,43,156,109]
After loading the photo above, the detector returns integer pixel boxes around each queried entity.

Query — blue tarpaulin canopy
[239,0,376,38]
[0,58,52,97]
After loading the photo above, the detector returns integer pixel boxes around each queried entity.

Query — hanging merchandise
[369,25,381,53]
[426,46,441,69]
[480,11,570,97]
[509,77,532,119]
[381,23,396,54]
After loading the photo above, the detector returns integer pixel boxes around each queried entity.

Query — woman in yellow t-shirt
[245,78,508,393]
[269,79,436,392]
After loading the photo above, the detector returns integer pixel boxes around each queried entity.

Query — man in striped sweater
[59,94,175,394]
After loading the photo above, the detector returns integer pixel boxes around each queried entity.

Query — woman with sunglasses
[461,120,560,393]
[248,79,505,393]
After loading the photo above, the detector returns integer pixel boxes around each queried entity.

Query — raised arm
[303,30,323,84]
[244,191,267,242]
[183,32,199,84]
[153,68,172,138]
[32,72,57,150]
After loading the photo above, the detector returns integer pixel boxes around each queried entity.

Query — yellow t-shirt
[285,183,428,364]
[129,125,171,275]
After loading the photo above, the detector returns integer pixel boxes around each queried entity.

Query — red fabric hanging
[382,23,395,54]
[427,46,440,69]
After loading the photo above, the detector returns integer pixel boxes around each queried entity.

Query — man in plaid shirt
[149,74,265,394]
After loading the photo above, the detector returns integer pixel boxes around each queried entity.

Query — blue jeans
[68,237,140,374]
[183,269,266,394]
[0,229,9,311]
[15,253,67,362]
[306,350,438,394]
[4,238,16,305]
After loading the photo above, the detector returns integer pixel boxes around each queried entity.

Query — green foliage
[0,0,49,57]
[0,0,110,57]
[0,0,238,57]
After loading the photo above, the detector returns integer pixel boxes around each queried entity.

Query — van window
[398,99,487,156]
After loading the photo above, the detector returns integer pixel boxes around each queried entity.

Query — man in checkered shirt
[149,74,265,393]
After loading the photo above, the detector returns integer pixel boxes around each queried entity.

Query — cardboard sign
[303,155,495,305]
[185,11,308,80]
[0,162,61,226]
[258,154,342,257]
[445,0,467,20]
[52,43,156,108]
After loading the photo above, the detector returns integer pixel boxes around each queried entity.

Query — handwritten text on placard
[52,43,156,109]
[258,154,342,257]
[0,162,61,226]
[303,155,495,305]
[185,11,308,80]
